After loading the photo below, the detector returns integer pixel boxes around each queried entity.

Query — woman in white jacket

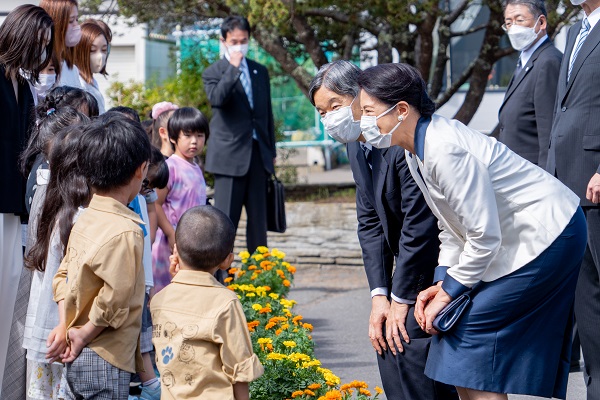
[357,62,586,400]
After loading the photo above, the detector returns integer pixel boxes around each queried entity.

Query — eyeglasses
[502,17,536,31]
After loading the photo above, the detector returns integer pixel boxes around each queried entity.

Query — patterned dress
[151,154,206,292]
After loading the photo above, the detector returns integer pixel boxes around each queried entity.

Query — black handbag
[266,175,286,233]
[432,293,471,332]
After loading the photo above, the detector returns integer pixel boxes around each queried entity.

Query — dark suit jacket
[0,65,34,215]
[202,58,276,177]
[498,39,562,167]
[348,142,440,300]
[547,20,600,207]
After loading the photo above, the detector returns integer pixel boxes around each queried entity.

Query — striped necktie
[239,64,254,109]
[568,18,591,82]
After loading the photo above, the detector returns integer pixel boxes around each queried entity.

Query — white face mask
[226,43,249,57]
[35,73,56,98]
[360,103,402,149]
[90,52,106,74]
[507,16,540,51]
[65,25,82,47]
[321,98,361,143]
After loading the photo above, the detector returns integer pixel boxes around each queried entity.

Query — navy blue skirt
[425,207,587,398]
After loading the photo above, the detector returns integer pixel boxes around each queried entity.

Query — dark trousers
[213,140,268,254]
[576,208,600,400]
[377,305,458,400]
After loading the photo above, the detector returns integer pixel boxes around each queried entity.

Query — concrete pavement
[290,265,587,400]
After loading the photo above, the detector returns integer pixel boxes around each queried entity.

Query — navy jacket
[348,142,440,300]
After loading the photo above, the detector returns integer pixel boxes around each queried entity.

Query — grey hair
[308,60,361,106]
[504,0,547,17]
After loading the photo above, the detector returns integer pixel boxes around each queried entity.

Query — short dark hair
[221,16,251,39]
[0,4,54,84]
[77,112,151,191]
[308,60,361,106]
[167,107,210,150]
[147,147,169,190]
[176,206,236,271]
[41,86,99,118]
[358,63,436,118]
[108,106,141,123]
[504,0,547,17]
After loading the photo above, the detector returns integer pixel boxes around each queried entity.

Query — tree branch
[303,8,380,35]
[435,61,475,108]
[443,0,471,25]
[450,23,487,37]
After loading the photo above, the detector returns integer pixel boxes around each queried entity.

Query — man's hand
[587,173,600,203]
[46,324,67,363]
[386,301,410,355]
[369,295,390,355]
[229,51,243,68]
[415,284,441,330]
[423,287,453,336]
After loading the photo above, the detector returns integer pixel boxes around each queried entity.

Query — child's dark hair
[141,119,153,141]
[147,146,169,190]
[25,125,91,272]
[40,86,99,118]
[176,206,235,271]
[108,106,141,123]
[167,107,210,150]
[20,106,89,177]
[77,112,151,191]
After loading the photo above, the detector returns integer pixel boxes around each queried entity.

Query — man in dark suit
[202,16,276,253]
[309,60,457,400]
[498,0,562,167]
[547,0,600,397]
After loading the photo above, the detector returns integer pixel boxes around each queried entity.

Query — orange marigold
[228,268,238,274]
[308,383,321,390]
[265,322,276,330]
[276,269,285,278]
[238,270,246,277]
[375,386,383,394]
[259,307,271,314]
[303,323,314,331]
[283,279,291,287]
[304,389,315,396]
[224,277,233,283]
[286,265,297,274]
[291,390,304,398]
[359,388,372,396]
[293,315,304,325]
[266,343,273,351]
[275,328,282,335]
[248,265,257,271]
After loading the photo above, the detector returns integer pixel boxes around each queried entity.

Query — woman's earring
[398,116,404,122]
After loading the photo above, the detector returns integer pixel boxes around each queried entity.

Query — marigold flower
[257,246,269,254]
[304,389,315,396]
[238,251,251,259]
[284,309,293,317]
[323,390,342,399]
[269,293,280,300]
[271,248,286,259]
[228,268,238,274]
[246,293,256,297]
[283,340,296,348]
[291,390,304,398]
[252,304,262,311]
[262,286,271,291]
[252,254,264,261]
[238,270,246,277]
[283,279,291,287]
[280,299,295,308]
[227,286,235,291]
[302,360,321,368]
[308,383,321,390]
[293,315,303,325]
[266,353,286,361]
[224,277,233,283]
[257,338,272,344]
[266,343,273,351]
[275,328,282,335]
[265,322,276,330]
[276,269,285,278]
[259,306,271,314]
[286,265,297,274]
[288,353,310,362]
[247,320,259,329]
[359,388,372,396]
[375,386,383,394]
[281,323,289,330]
[303,323,314,331]
[241,258,248,263]
[248,265,257,270]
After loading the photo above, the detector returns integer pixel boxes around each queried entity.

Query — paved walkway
[290,265,587,400]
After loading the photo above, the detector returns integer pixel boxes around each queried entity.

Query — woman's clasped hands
[415,282,453,335]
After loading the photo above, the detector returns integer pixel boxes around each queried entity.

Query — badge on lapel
[253,69,257,75]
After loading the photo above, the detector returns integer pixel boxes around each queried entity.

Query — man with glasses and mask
[309,60,457,400]
[497,0,561,168]
[547,0,600,395]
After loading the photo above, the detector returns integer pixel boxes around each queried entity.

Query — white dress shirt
[569,7,600,67]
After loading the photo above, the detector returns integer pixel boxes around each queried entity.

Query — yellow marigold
[251,254,264,261]
[283,340,296,348]
[246,293,256,297]
[359,388,372,396]
[291,390,304,398]
[284,309,293,317]
[248,265,257,270]
[252,304,262,311]
[238,251,251,259]
[375,386,383,394]
[293,315,304,325]
[288,353,310,362]
[318,368,340,386]
[237,295,241,299]
[303,323,314,331]
[293,328,299,333]
[283,279,291,287]
[280,299,296,308]
[266,353,286,361]
[241,258,248,263]
[304,389,315,396]
[302,360,321,368]
[271,248,286,259]
[269,293,280,300]
[257,338,272,344]
[228,268,238,275]
[286,265,297,274]
[224,277,233,283]
[265,322,276,330]
[257,246,269,254]
[308,383,321,390]
[282,261,290,267]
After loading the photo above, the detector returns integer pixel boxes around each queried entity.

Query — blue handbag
[432,293,471,332]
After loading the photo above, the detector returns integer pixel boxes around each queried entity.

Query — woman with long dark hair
[0,5,53,396]
[357,62,586,400]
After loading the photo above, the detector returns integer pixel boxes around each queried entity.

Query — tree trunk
[290,13,329,68]
[377,25,393,64]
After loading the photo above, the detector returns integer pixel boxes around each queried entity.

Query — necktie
[568,18,591,81]
[239,64,254,109]
[514,57,523,77]
[361,144,372,170]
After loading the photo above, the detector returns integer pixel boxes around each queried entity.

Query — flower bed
[227,247,382,400]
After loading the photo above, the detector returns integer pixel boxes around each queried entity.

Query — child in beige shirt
[151,206,263,400]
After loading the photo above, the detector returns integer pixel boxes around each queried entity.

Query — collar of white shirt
[520,34,548,67]
[585,7,600,30]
